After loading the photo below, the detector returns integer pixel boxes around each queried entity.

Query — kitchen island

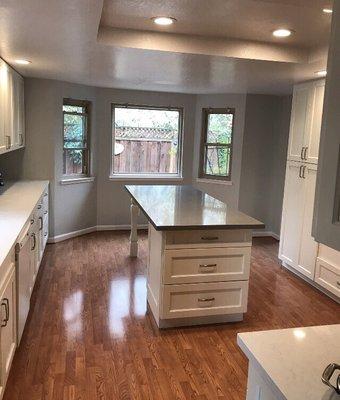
[125,185,264,328]
[238,324,340,400]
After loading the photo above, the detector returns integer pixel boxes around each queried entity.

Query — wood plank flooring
[4,232,340,400]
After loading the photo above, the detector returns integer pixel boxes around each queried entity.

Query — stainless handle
[5,135,11,150]
[37,204,42,210]
[322,363,340,394]
[30,218,35,225]
[299,165,303,178]
[300,147,305,160]
[199,264,217,273]
[31,233,36,251]
[201,236,219,241]
[44,210,48,215]
[302,166,306,179]
[19,133,23,146]
[39,216,43,231]
[1,298,9,327]
[198,297,215,302]
[303,146,308,160]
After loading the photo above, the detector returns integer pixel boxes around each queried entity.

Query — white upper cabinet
[0,58,25,155]
[287,80,325,164]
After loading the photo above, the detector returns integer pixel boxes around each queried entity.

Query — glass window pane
[206,113,233,144]
[113,107,181,174]
[64,114,86,148]
[63,105,84,113]
[63,149,86,175]
[204,146,231,177]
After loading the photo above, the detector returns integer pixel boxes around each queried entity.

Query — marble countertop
[0,180,49,266]
[125,185,264,231]
[238,324,340,400]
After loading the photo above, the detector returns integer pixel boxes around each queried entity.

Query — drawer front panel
[162,281,248,319]
[165,229,252,247]
[163,247,250,284]
[315,258,340,298]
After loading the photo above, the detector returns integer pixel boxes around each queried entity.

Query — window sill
[60,176,95,185]
[109,174,184,182]
[196,178,233,186]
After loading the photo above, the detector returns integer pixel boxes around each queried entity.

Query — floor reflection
[63,289,84,340]
[108,274,146,338]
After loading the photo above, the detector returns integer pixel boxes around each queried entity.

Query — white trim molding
[252,230,280,240]
[60,176,95,185]
[48,224,148,243]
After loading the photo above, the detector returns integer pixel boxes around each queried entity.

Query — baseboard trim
[48,224,148,243]
[252,230,280,240]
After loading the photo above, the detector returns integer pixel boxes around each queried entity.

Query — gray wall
[0,77,291,239]
[192,94,247,208]
[239,95,291,236]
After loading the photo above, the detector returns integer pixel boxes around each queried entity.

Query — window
[199,108,235,181]
[111,104,183,177]
[63,99,90,176]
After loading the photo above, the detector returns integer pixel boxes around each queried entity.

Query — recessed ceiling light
[15,59,31,65]
[272,28,293,38]
[152,16,176,26]
[322,8,333,13]
[316,70,327,77]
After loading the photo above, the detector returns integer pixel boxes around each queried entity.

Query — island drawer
[161,281,248,319]
[314,258,340,298]
[163,247,250,284]
[165,229,252,248]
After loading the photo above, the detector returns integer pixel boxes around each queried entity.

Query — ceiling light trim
[152,16,177,26]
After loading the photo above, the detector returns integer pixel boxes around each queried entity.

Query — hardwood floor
[4,232,340,400]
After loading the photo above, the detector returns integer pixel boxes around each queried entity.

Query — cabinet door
[0,61,11,154]
[287,84,312,162]
[11,70,25,148]
[0,268,16,387]
[279,162,305,267]
[297,164,318,279]
[3,64,13,151]
[304,80,325,164]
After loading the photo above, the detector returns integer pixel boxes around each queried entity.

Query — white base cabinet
[147,224,252,327]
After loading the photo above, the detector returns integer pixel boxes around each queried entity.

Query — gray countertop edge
[125,186,265,231]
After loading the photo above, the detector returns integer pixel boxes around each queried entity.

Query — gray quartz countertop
[125,185,264,231]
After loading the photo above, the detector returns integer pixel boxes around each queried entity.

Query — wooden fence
[113,139,177,174]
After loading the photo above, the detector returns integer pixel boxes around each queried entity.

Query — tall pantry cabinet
[0,58,25,155]
[279,80,325,280]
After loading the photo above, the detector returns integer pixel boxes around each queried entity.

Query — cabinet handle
[201,236,219,241]
[299,165,303,178]
[31,233,36,250]
[198,297,215,302]
[300,147,305,160]
[37,204,42,210]
[19,133,23,146]
[303,147,308,160]
[5,135,11,150]
[39,216,43,231]
[44,210,48,215]
[30,218,35,225]
[1,298,9,327]
[199,264,217,272]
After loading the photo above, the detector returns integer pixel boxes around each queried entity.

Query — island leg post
[130,198,139,257]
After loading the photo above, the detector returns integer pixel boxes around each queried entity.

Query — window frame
[199,107,235,181]
[111,103,184,178]
[62,98,91,178]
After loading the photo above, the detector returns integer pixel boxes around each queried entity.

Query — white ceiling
[0,0,333,95]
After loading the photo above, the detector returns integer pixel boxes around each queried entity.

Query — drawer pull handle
[201,236,219,241]
[199,264,217,272]
[1,298,9,327]
[198,297,215,302]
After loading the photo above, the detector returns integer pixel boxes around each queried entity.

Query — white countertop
[238,324,340,400]
[0,180,48,266]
